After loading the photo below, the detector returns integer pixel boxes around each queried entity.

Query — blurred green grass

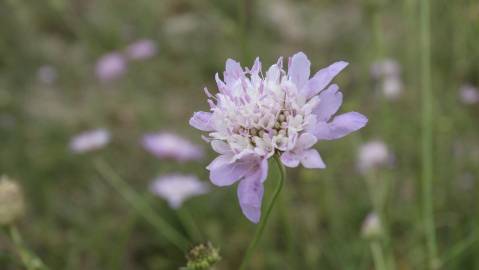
[0,0,478,269]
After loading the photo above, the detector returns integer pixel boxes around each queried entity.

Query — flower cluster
[190,52,368,222]
[150,174,209,209]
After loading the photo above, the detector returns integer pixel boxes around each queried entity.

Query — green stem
[370,241,387,270]
[177,207,203,243]
[94,159,190,251]
[419,0,438,268]
[239,155,285,270]
[8,225,49,270]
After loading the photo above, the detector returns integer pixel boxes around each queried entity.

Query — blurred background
[0,0,478,269]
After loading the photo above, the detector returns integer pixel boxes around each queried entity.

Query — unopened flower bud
[0,176,25,225]
[361,212,383,240]
[185,242,221,270]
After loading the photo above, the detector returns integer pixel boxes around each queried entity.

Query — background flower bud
[0,176,25,225]
[185,242,221,270]
[361,212,383,240]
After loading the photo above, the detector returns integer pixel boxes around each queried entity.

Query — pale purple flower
[361,212,383,238]
[37,65,57,84]
[70,129,110,153]
[190,52,368,223]
[370,58,403,100]
[459,84,479,105]
[150,174,209,208]
[142,132,204,162]
[357,140,392,173]
[95,52,127,81]
[125,39,157,60]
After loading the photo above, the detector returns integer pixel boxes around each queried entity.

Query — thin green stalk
[8,225,49,270]
[419,0,438,268]
[238,155,285,270]
[94,159,190,251]
[370,241,387,270]
[177,207,203,243]
[439,230,478,268]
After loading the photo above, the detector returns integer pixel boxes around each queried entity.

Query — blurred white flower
[150,174,209,209]
[37,65,58,84]
[459,84,479,105]
[357,140,392,173]
[0,176,25,225]
[381,76,403,100]
[370,58,400,79]
[361,212,383,239]
[70,129,110,153]
[95,52,127,81]
[126,39,157,60]
[142,132,204,162]
[371,59,403,100]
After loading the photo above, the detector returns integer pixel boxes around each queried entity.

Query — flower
[459,84,479,105]
[150,174,209,209]
[142,132,204,162]
[357,140,392,173]
[361,212,383,239]
[370,58,403,100]
[95,52,127,81]
[0,176,25,225]
[70,129,110,153]
[190,52,367,223]
[125,39,158,60]
[37,65,58,84]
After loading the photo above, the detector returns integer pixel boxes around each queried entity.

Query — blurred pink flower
[95,52,127,81]
[142,132,204,162]
[150,174,209,208]
[459,84,479,105]
[70,129,110,153]
[361,212,383,238]
[357,140,392,173]
[126,39,157,60]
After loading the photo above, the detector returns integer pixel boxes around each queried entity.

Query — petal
[280,152,300,168]
[224,59,243,85]
[211,140,231,154]
[237,159,268,223]
[208,157,256,186]
[288,52,311,90]
[300,149,326,169]
[297,133,318,150]
[304,61,348,97]
[313,84,343,121]
[189,111,214,131]
[314,112,368,140]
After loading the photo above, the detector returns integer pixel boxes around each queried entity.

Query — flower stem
[8,225,49,270]
[419,0,438,268]
[370,241,387,270]
[94,159,190,251]
[177,206,203,243]
[238,155,285,270]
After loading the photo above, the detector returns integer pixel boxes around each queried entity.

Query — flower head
[142,132,204,162]
[361,212,383,239]
[150,174,209,209]
[126,39,158,61]
[95,52,127,81]
[370,58,402,100]
[357,140,392,173]
[0,176,25,225]
[184,242,221,270]
[190,52,367,223]
[459,84,479,105]
[70,129,110,153]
